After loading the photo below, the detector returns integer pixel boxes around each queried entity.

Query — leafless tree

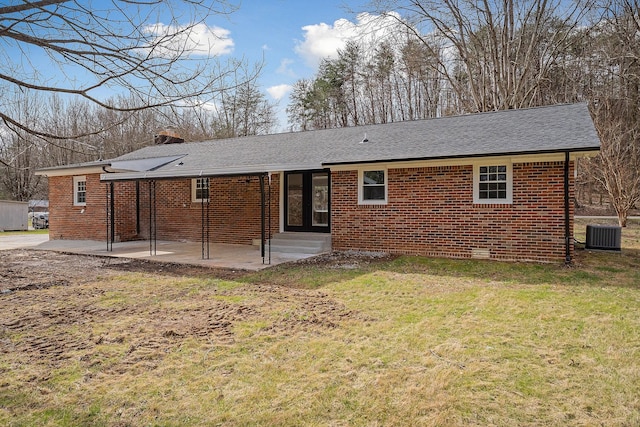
[0,92,47,200]
[586,0,640,225]
[0,0,257,141]
[589,100,640,226]
[371,0,595,112]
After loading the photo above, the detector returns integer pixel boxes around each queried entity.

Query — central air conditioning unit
[585,225,622,251]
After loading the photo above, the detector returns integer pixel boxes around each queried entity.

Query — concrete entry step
[255,232,331,255]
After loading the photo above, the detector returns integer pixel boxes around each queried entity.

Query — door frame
[283,169,331,233]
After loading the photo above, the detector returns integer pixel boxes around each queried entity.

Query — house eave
[323,147,601,170]
[35,163,110,177]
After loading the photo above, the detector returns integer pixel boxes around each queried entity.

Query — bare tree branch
[0,0,258,140]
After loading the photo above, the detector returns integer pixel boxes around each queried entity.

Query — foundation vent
[471,248,491,259]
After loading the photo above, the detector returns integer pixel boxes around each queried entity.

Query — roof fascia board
[325,147,601,168]
[35,165,107,177]
[570,150,600,160]
[327,150,600,172]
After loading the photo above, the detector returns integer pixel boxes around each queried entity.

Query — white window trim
[473,162,513,204]
[73,175,87,206]
[191,177,210,202]
[358,167,388,205]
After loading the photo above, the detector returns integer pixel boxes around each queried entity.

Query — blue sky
[203,0,377,128]
[220,1,368,92]
[150,0,404,129]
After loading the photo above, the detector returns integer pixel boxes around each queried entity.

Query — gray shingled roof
[41,103,601,179]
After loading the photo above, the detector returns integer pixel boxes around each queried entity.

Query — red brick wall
[50,163,574,263]
[330,162,574,263]
[135,175,280,245]
[49,173,280,245]
[49,175,138,241]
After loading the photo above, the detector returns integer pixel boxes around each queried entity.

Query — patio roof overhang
[99,162,322,182]
[101,159,295,266]
[108,155,186,173]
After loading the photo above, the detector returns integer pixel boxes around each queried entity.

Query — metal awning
[108,155,186,173]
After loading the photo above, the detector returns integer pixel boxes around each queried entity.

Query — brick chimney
[154,127,184,144]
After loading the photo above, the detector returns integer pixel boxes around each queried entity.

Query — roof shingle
[39,103,601,179]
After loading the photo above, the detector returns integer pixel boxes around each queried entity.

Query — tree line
[0,81,277,202]
[1,0,277,202]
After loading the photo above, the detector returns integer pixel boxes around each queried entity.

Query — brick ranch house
[37,103,600,264]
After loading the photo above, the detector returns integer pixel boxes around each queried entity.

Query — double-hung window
[359,169,387,204]
[192,177,210,202]
[73,176,87,206]
[473,163,512,204]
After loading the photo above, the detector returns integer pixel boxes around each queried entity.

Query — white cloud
[267,84,292,100]
[276,58,296,77]
[294,12,406,69]
[143,22,234,57]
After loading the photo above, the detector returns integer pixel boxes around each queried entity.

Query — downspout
[135,181,140,235]
[564,151,571,265]
[148,180,157,256]
[268,172,272,265]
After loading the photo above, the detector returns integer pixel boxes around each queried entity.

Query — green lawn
[0,220,638,426]
[0,229,49,235]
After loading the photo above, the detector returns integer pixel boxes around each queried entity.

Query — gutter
[321,147,601,167]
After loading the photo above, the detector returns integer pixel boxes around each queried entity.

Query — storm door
[284,170,330,232]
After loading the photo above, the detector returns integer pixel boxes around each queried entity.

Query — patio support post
[206,191,210,259]
[105,183,112,252]
[260,173,266,263]
[135,180,140,235]
[148,180,157,256]
[201,180,210,260]
[110,181,115,248]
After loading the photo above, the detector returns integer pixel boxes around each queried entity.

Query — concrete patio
[2,234,317,270]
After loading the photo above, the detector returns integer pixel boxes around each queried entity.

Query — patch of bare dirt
[291,250,396,269]
[0,249,365,374]
[0,249,244,294]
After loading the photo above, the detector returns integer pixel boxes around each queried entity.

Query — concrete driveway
[0,233,50,250]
